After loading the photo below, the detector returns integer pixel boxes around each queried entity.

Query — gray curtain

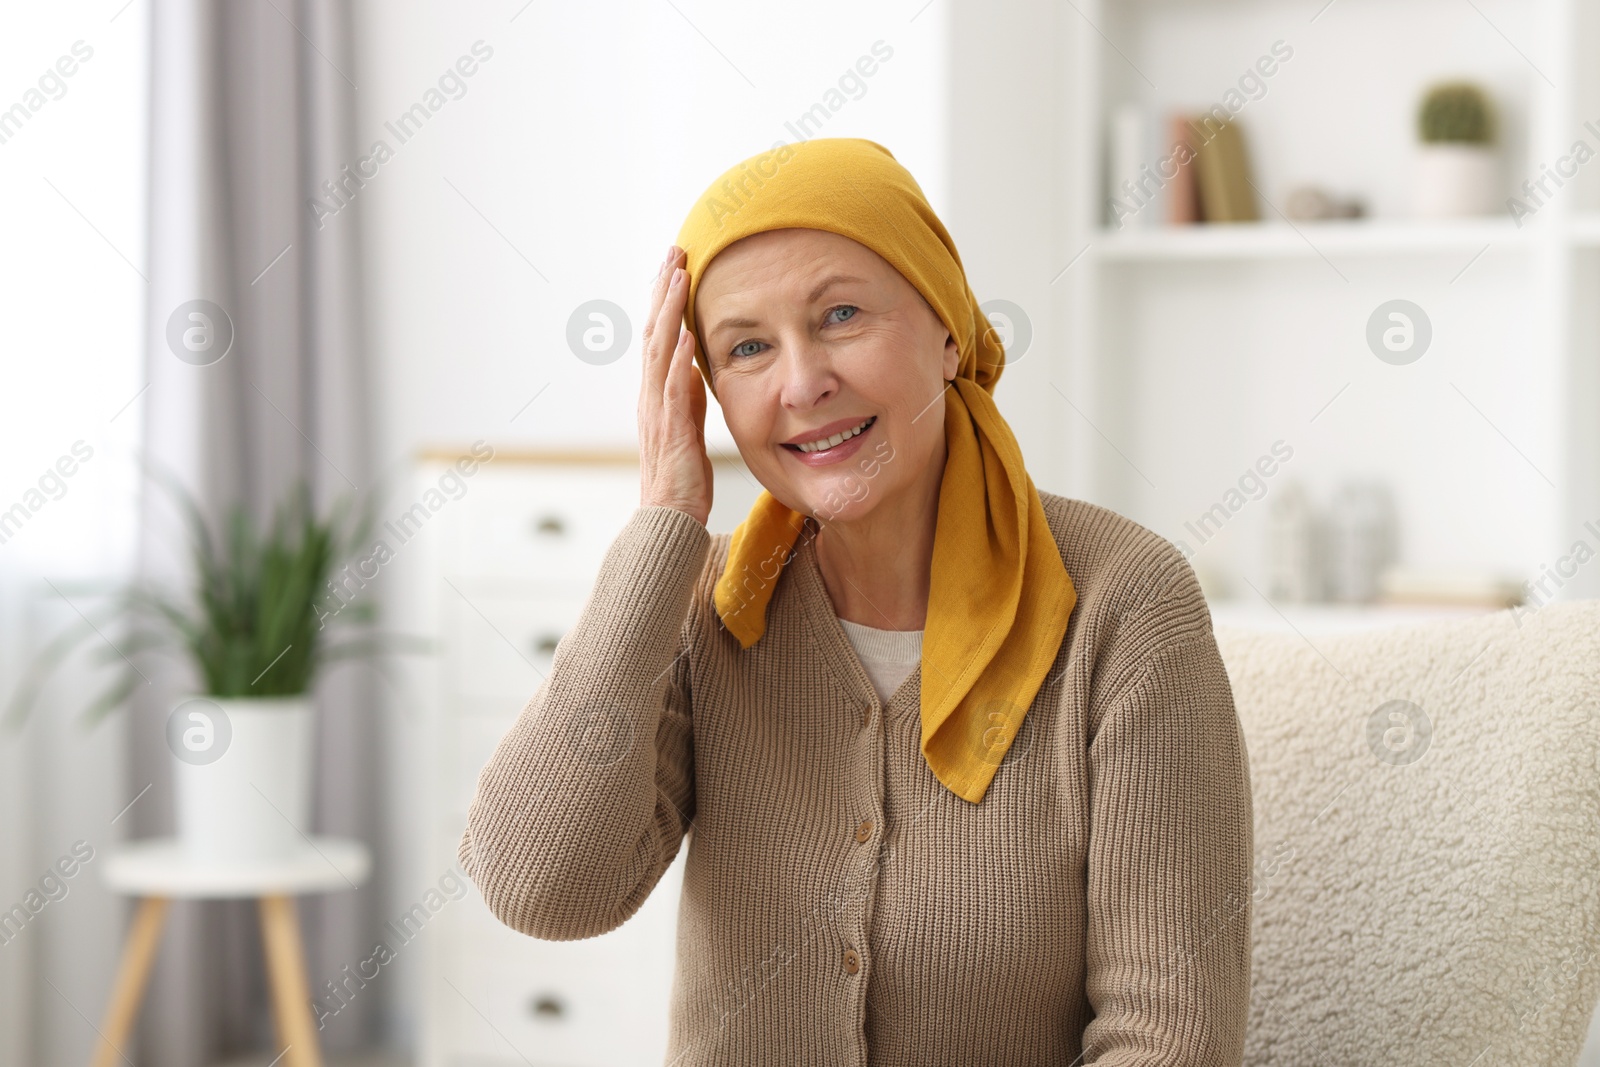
[135,0,378,1062]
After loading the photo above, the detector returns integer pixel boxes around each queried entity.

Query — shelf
[1209,598,1503,637]
[1092,218,1538,262]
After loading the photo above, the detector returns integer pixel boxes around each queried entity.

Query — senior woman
[460,138,1254,1066]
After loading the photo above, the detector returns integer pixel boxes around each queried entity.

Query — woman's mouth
[782,415,877,466]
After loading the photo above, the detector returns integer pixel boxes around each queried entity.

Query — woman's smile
[782,414,878,465]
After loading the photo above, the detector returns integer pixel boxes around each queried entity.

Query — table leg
[258,895,324,1067]
[89,895,169,1067]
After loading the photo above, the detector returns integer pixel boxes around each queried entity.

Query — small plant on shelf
[1418,81,1495,146]
[1413,80,1500,219]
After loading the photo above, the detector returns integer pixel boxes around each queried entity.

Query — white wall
[945,0,1076,496]
[349,0,949,467]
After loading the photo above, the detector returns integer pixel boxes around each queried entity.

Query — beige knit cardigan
[459,489,1254,1066]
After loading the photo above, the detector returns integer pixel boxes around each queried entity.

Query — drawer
[438,852,687,1066]
[443,468,641,582]
[438,944,656,1066]
[446,590,589,702]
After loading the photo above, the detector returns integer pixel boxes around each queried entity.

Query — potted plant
[3,460,431,864]
[1414,80,1500,218]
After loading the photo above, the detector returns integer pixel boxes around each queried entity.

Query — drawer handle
[529,992,567,1021]
[532,514,568,538]
[532,633,562,657]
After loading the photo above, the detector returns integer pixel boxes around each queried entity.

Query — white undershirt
[837,617,923,704]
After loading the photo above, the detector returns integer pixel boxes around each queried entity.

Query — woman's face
[694,227,960,525]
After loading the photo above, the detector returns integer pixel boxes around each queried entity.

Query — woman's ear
[943,330,960,381]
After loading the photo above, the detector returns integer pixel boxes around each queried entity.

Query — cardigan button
[854,819,873,844]
[843,948,861,975]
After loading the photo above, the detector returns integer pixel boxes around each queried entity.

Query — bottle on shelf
[1265,478,1323,603]
[1325,480,1399,603]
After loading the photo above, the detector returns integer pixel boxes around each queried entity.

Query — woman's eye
[728,307,857,359]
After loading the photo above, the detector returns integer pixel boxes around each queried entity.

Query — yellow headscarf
[675,137,1075,804]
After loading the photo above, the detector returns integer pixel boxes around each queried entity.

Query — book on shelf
[1174,111,1261,224]
[1166,114,1202,225]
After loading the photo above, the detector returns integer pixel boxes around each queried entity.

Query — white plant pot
[169,694,314,864]
[1414,143,1500,218]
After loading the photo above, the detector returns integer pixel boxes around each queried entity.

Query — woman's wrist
[640,498,709,527]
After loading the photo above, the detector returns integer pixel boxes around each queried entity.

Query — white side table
[92,837,371,1067]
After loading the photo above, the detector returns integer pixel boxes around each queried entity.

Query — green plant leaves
[3,456,432,730]
[1418,81,1495,145]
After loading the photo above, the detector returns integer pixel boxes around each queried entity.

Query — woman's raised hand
[638,245,714,527]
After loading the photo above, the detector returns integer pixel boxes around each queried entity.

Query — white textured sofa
[1214,599,1600,1065]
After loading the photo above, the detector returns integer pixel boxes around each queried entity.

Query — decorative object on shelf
[1265,478,1322,602]
[1106,101,1151,229]
[1285,183,1366,220]
[3,462,432,864]
[1325,480,1399,603]
[1414,80,1500,218]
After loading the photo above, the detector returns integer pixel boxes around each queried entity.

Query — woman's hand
[638,245,714,527]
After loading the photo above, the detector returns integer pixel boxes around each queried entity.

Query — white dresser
[407,447,762,1067]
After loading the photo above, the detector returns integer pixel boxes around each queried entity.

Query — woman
[461,138,1254,1066]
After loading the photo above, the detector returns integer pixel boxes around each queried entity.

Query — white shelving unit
[1059,0,1600,607]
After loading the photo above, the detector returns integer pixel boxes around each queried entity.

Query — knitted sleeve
[1081,628,1255,1066]
[458,504,710,941]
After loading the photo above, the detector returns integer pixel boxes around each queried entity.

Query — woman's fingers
[664,326,704,436]
[638,249,682,410]
[653,267,689,377]
[637,246,712,526]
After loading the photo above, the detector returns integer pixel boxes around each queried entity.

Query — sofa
[1214,599,1600,1065]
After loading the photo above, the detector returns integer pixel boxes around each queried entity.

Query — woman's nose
[776,342,838,409]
